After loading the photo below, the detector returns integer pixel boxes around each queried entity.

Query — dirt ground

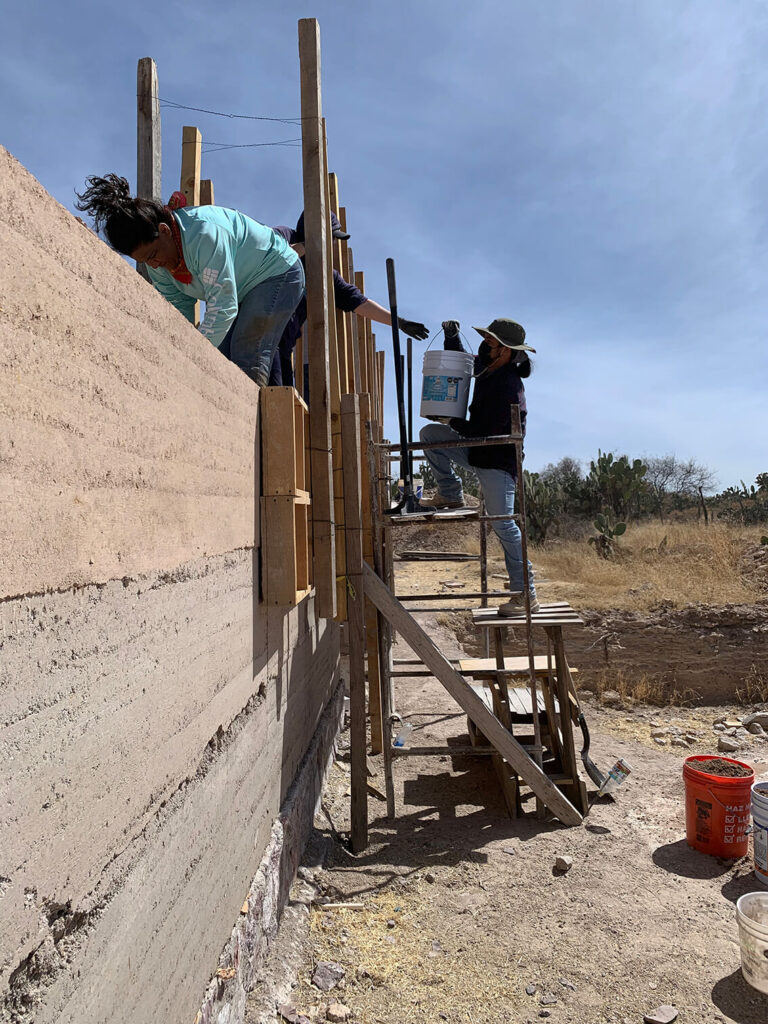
[245,590,768,1024]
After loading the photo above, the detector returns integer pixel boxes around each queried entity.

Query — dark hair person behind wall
[75,174,304,387]
[419,318,538,616]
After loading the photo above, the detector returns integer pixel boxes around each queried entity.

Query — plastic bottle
[393,722,414,748]
[598,757,632,797]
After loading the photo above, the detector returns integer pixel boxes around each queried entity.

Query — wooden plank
[360,395,383,753]
[363,564,582,826]
[136,58,162,283]
[354,271,369,392]
[341,394,367,852]
[180,126,201,205]
[262,387,302,495]
[199,179,215,205]
[459,656,579,675]
[343,229,361,392]
[299,18,335,618]
[376,349,385,427]
[262,496,299,605]
[548,626,589,815]
[328,172,350,395]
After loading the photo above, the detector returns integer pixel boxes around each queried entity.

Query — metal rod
[397,591,516,601]
[385,258,416,513]
[407,336,414,484]
[386,512,521,525]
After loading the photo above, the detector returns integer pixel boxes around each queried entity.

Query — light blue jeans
[219,261,305,386]
[420,422,535,595]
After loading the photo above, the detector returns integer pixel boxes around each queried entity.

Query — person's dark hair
[517,355,532,379]
[75,174,171,255]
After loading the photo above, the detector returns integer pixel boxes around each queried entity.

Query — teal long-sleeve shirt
[146,206,300,349]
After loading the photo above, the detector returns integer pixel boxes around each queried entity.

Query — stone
[278,1006,311,1024]
[713,723,726,732]
[718,736,740,753]
[671,738,689,748]
[539,1013,551,1019]
[386,919,396,928]
[540,993,558,1006]
[355,966,370,980]
[312,962,345,992]
[600,689,623,708]
[643,1006,678,1024]
[744,712,768,729]
[526,984,537,996]
[650,728,669,738]
[555,855,573,873]
[326,1003,351,1023]
[580,690,595,699]
[558,977,577,990]
[725,720,743,729]
[653,737,668,746]
[748,722,765,735]
[424,871,436,883]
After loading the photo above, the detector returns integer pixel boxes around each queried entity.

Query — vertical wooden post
[376,350,386,426]
[180,126,202,205]
[298,17,336,618]
[199,179,215,205]
[136,57,161,280]
[354,271,369,393]
[341,393,368,852]
[322,125,346,621]
[360,394,383,752]
[328,172,350,395]
[346,244,362,392]
[179,126,202,325]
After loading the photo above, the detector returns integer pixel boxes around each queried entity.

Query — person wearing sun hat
[419,317,539,615]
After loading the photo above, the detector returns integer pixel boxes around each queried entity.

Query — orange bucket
[683,755,754,857]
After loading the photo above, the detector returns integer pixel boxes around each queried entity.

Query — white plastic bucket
[420,350,474,419]
[397,477,423,500]
[753,782,768,887]
[736,891,768,994]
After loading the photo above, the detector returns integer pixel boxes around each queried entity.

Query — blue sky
[2,1,766,488]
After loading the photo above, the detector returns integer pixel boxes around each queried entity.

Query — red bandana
[165,210,193,285]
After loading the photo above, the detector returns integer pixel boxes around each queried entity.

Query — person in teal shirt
[75,174,304,387]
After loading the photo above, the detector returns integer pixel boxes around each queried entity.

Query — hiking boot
[498,592,541,616]
[419,493,465,510]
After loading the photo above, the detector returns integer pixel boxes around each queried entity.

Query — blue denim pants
[420,422,536,595]
[219,261,305,387]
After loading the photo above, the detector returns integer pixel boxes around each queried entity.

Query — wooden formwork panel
[262,494,312,606]
[262,387,309,497]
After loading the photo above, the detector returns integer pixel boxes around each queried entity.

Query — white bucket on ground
[420,350,474,419]
[736,891,768,994]
[753,781,768,887]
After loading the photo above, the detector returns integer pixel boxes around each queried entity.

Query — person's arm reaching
[353,299,429,341]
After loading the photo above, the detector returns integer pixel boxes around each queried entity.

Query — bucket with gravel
[682,755,754,858]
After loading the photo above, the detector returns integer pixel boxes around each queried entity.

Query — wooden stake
[180,126,202,205]
[341,394,368,852]
[354,271,369,393]
[346,245,362,392]
[136,57,161,281]
[298,17,336,618]
[360,395,383,753]
[199,179,215,205]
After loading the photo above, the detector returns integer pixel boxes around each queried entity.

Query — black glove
[398,317,429,341]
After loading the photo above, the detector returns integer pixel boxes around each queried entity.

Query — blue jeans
[219,261,305,387]
[420,422,535,595]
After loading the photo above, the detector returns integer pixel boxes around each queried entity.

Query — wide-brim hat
[472,318,536,352]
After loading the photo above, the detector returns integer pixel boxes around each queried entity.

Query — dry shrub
[583,667,699,708]
[534,521,767,611]
[735,664,768,705]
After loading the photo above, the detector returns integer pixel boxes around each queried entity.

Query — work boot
[498,592,541,616]
[419,493,465,510]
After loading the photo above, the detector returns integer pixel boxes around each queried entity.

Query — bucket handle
[424,325,475,354]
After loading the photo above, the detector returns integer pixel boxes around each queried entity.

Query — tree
[645,455,716,521]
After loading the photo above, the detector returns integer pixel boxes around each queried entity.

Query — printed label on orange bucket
[683,755,755,858]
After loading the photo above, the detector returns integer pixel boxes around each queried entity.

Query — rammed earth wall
[0,148,340,1024]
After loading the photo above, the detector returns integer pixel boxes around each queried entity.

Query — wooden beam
[360,394,383,752]
[180,126,202,205]
[136,57,161,281]
[376,349,386,426]
[346,245,362,392]
[354,271,369,392]
[362,564,583,826]
[298,17,336,618]
[199,179,215,205]
[341,394,368,852]
[328,172,350,395]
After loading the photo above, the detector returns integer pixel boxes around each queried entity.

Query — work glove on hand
[398,317,429,341]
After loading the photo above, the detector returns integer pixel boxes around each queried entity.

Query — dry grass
[533,521,767,611]
[735,664,768,705]
[585,667,700,708]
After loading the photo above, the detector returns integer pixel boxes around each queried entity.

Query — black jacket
[449,342,527,476]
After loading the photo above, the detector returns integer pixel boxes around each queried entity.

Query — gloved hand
[398,317,429,341]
